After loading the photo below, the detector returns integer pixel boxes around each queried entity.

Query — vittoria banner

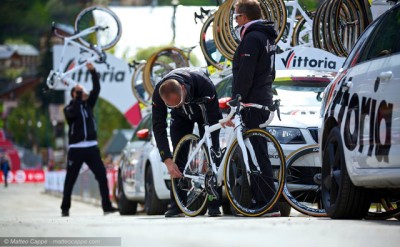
[276,47,345,72]
[52,45,142,126]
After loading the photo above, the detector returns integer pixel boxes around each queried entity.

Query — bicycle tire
[131,62,152,106]
[366,198,400,220]
[224,129,286,216]
[75,5,122,50]
[142,47,189,96]
[199,14,228,70]
[291,11,314,47]
[171,134,210,217]
[283,145,327,217]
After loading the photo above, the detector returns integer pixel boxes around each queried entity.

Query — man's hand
[86,62,95,71]
[221,119,234,128]
[164,158,183,178]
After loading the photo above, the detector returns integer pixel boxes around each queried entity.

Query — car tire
[117,169,138,215]
[144,166,168,215]
[321,127,370,219]
[278,201,291,217]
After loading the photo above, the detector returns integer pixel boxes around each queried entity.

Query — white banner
[276,47,346,72]
[52,45,141,125]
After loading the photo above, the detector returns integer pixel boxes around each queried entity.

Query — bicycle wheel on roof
[75,5,122,50]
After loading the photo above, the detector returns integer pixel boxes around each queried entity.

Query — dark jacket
[232,20,277,105]
[152,68,222,161]
[64,70,100,145]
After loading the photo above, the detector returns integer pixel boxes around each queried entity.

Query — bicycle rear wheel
[171,134,209,217]
[224,129,286,216]
[283,145,327,217]
[75,5,122,50]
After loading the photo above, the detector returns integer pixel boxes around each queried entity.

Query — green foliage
[95,98,132,149]
[158,0,218,6]
[4,68,25,80]
[132,45,200,67]
[6,92,55,149]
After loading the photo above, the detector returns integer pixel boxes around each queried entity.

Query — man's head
[234,0,262,25]
[70,84,88,100]
[159,79,186,108]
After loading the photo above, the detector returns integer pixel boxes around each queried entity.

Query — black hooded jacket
[152,68,222,161]
[232,20,277,105]
[64,70,100,145]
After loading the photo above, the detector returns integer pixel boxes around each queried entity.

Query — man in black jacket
[61,63,118,217]
[152,67,223,217]
[232,0,280,217]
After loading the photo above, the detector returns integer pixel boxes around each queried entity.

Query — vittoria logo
[63,59,126,83]
[281,50,338,70]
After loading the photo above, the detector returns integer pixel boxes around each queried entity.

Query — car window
[215,76,233,98]
[275,88,324,107]
[130,114,152,142]
[358,6,400,63]
[341,21,378,69]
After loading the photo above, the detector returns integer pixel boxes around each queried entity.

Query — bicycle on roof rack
[46,5,122,89]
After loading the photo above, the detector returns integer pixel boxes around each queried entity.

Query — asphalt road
[0,183,399,247]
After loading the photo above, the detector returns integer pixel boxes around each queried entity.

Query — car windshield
[274,86,325,107]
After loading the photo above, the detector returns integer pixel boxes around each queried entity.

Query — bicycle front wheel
[171,134,209,217]
[224,129,286,216]
[283,145,327,217]
[75,5,122,50]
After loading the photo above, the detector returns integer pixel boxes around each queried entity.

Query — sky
[110,5,215,66]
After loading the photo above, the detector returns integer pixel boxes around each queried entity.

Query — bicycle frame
[181,101,275,188]
[46,25,105,89]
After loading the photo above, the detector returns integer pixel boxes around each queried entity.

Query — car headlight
[267,127,305,144]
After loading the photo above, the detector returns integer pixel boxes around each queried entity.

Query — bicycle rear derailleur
[205,170,219,201]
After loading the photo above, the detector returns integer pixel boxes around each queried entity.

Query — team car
[115,112,170,215]
[319,2,400,219]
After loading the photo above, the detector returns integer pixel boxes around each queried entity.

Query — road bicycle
[171,95,286,217]
[46,6,122,89]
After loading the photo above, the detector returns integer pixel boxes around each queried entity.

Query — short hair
[235,0,262,21]
[70,87,75,98]
[159,79,182,99]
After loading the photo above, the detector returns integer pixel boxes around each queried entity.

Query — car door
[122,114,152,194]
[340,5,400,169]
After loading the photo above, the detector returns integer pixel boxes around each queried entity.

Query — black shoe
[208,207,221,217]
[104,207,119,215]
[61,210,69,217]
[164,208,184,218]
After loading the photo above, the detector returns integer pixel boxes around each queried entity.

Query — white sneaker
[262,210,281,217]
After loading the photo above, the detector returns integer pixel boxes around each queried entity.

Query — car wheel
[144,166,168,215]
[278,201,291,217]
[321,127,370,219]
[117,169,138,215]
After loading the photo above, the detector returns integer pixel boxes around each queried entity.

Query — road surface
[0,184,399,247]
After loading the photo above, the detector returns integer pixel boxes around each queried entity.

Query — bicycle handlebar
[218,95,281,127]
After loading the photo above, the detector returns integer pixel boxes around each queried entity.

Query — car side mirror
[136,129,150,140]
[218,97,231,109]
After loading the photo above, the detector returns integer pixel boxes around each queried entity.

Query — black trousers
[242,108,276,202]
[169,114,222,211]
[61,146,112,212]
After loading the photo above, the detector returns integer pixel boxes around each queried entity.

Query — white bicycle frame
[181,101,275,188]
[278,0,314,51]
[46,25,106,89]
